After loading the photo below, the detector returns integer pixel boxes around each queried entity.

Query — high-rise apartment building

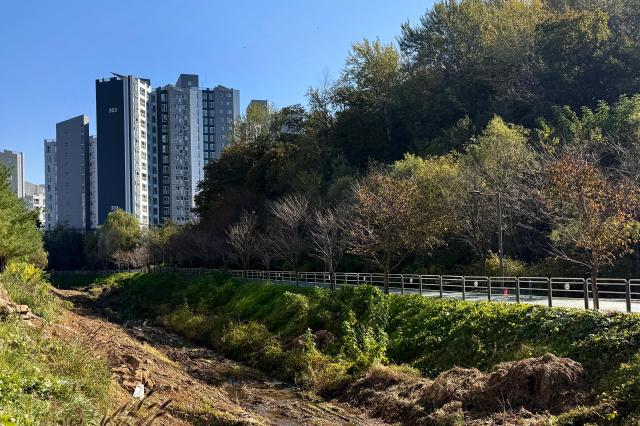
[201,85,240,162]
[149,74,204,225]
[89,135,98,229]
[0,150,24,198]
[96,74,151,226]
[44,139,57,229]
[53,115,92,230]
[24,181,45,227]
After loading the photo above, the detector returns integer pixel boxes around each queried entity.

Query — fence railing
[55,266,639,313]
[161,267,639,313]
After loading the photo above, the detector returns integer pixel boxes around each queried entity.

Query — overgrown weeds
[54,271,640,423]
[0,316,111,423]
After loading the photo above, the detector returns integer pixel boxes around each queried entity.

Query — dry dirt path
[52,287,386,425]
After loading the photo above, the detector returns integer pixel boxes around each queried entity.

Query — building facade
[96,74,151,226]
[89,135,98,229]
[54,115,92,230]
[0,150,24,198]
[150,74,204,225]
[201,85,240,162]
[23,181,45,227]
[44,139,57,229]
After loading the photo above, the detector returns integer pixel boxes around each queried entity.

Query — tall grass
[0,317,111,423]
[0,262,112,423]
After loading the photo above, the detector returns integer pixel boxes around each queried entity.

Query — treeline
[46,0,640,304]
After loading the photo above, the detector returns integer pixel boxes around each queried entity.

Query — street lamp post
[471,190,505,277]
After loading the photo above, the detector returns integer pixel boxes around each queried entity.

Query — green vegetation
[1,262,64,320]
[0,166,46,272]
[0,316,111,424]
[0,263,112,424]
[62,271,640,423]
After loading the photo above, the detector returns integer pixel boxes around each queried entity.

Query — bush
[1,261,62,320]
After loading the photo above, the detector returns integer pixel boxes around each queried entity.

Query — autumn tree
[226,210,258,272]
[309,205,351,290]
[254,227,275,271]
[348,170,450,294]
[269,194,309,285]
[540,153,640,309]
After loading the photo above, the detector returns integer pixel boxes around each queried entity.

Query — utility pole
[470,190,505,276]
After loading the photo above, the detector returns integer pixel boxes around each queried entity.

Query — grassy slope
[53,271,640,423]
[0,263,112,424]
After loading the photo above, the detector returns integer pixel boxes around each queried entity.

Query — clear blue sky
[0,0,431,183]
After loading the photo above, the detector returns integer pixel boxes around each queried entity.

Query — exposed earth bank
[52,287,387,425]
[49,283,604,425]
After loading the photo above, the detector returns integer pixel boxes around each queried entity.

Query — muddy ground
[52,288,387,425]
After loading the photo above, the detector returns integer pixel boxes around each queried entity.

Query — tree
[44,224,86,270]
[226,210,258,272]
[456,117,540,264]
[309,205,351,290]
[254,228,275,271]
[88,209,141,267]
[540,153,640,309]
[0,166,46,272]
[148,220,178,265]
[269,194,309,285]
[348,170,449,294]
[228,101,279,146]
[336,38,401,146]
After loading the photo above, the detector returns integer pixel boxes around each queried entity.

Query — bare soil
[51,287,387,425]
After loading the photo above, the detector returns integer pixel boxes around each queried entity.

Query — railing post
[583,279,589,310]
[439,276,443,298]
[547,278,553,307]
[488,279,492,301]
[419,275,423,296]
[516,278,521,303]
[462,277,466,301]
[401,274,405,295]
[626,279,632,313]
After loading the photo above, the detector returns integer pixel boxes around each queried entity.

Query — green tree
[87,209,141,267]
[0,166,45,271]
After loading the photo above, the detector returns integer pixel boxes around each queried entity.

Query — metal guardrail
[55,266,640,313]
[161,267,639,313]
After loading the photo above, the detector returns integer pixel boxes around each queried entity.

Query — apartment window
[163,207,170,215]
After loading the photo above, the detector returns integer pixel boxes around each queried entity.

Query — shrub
[1,261,62,320]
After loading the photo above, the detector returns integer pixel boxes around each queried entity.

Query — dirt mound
[421,366,485,408]
[481,353,590,412]
[420,353,589,413]
[344,354,591,425]
[343,365,428,424]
